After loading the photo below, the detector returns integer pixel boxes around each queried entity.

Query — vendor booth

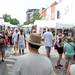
[34,19,75,37]
[22,24,34,33]
[56,19,75,36]
[34,20,56,34]
[0,20,5,31]
[4,22,18,30]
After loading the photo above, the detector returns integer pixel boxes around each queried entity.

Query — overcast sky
[0,0,51,24]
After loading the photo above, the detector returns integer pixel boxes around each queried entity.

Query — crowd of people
[40,28,75,75]
[12,28,26,55]
[0,27,75,75]
[0,27,26,61]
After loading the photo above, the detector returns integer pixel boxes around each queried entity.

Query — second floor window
[57,11,60,19]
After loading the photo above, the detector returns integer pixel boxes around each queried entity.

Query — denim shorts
[45,46,51,50]
[19,45,25,49]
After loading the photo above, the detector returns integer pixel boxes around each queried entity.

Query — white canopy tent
[34,20,56,33]
[34,19,75,34]
[0,20,5,26]
[22,25,29,28]
[4,22,18,30]
[4,22,11,27]
[22,24,33,28]
[34,20,56,28]
[10,25,18,28]
[34,20,75,29]
[56,19,75,29]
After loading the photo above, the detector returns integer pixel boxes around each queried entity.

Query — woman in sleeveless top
[18,29,25,55]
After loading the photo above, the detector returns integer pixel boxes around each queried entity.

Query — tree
[3,14,11,22]
[10,18,19,25]
[24,21,30,25]
[23,10,42,25]
[3,14,20,25]
[31,10,42,23]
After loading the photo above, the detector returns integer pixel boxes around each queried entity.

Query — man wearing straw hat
[11,33,55,75]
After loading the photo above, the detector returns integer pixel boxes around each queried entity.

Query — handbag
[12,38,14,45]
[54,43,58,49]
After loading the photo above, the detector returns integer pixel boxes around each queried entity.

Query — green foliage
[24,21,30,25]
[3,14,11,22]
[10,18,19,25]
[3,14,20,25]
[31,10,42,23]
[23,10,42,25]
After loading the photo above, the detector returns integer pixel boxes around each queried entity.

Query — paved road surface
[0,62,8,75]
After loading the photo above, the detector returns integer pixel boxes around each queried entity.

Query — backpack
[67,42,75,60]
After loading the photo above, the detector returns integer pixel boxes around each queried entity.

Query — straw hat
[26,33,42,46]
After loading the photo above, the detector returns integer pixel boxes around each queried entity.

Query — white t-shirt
[43,32,53,47]
[11,53,55,75]
[70,64,75,75]
[12,32,18,42]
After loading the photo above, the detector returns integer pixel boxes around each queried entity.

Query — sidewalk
[0,62,8,75]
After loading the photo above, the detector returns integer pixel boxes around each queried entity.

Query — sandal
[55,65,61,69]
[63,69,67,74]
[58,64,63,67]
[2,59,4,62]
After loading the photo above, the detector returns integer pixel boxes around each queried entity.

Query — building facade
[39,8,46,19]
[39,0,60,20]
[26,9,39,22]
[56,0,75,21]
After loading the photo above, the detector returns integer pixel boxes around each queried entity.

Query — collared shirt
[11,53,55,75]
